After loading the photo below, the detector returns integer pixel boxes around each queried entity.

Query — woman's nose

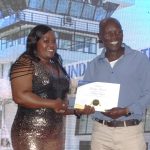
[48,42,56,48]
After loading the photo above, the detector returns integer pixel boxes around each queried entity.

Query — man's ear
[97,33,103,43]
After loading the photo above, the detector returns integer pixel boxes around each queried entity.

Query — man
[83,17,150,150]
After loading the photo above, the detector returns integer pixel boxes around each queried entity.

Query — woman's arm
[10,57,67,112]
[62,105,95,118]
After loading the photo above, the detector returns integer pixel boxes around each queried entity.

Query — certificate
[74,81,120,112]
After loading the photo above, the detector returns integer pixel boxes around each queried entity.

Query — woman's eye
[43,39,49,43]
[42,38,56,45]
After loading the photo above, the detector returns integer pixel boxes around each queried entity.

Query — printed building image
[1,0,150,150]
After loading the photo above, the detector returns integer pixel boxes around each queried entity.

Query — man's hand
[102,107,128,119]
[75,105,95,115]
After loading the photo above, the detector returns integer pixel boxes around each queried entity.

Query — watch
[125,108,132,117]
[74,110,81,119]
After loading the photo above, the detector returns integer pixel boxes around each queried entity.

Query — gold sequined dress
[10,54,70,150]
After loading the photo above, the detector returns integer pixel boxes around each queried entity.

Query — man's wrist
[125,108,132,117]
[74,109,81,119]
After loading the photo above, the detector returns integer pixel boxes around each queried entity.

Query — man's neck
[105,47,124,62]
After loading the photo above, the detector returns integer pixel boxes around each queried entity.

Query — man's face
[99,21,123,52]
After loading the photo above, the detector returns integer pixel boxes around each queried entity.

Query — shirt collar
[98,43,133,61]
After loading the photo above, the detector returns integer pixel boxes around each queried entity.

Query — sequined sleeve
[10,55,34,80]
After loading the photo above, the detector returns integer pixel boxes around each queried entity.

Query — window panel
[74,41,85,52]
[91,0,102,6]
[70,1,83,18]
[1,37,7,50]
[94,7,106,21]
[58,33,72,50]
[74,35,85,52]
[103,2,119,17]
[82,4,95,20]
[59,33,72,40]
[43,0,58,13]
[75,115,93,135]
[59,39,71,50]
[56,0,69,14]
[79,141,91,150]
[144,107,150,132]
[28,0,44,9]
[75,35,84,42]
[26,0,29,5]
[78,116,88,134]
[74,35,96,53]
[84,43,91,53]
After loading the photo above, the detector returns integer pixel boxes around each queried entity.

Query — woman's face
[36,30,57,62]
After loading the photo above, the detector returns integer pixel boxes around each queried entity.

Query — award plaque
[74,81,120,112]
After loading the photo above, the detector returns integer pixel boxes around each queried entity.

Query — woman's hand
[75,105,95,116]
[53,98,68,113]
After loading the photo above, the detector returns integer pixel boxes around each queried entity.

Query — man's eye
[104,34,109,38]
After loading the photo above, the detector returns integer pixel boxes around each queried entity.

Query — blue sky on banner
[112,0,150,50]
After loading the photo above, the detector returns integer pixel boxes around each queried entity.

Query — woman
[10,24,94,150]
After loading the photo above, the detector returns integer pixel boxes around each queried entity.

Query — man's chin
[107,45,122,52]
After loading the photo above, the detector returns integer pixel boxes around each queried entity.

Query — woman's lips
[47,49,54,52]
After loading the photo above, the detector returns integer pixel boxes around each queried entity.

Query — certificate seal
[92,99,100,106]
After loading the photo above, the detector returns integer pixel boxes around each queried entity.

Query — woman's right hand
[53,98,68,113]
[75,105,95,115]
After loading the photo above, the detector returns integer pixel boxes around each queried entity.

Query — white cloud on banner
[0,79,12,100]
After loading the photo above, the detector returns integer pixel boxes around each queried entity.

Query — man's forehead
[100,18,122,31]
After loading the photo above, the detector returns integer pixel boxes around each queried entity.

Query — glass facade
[43,0,57,13]
[75,115,93,135]
[28,0,119,21]
[144,107,150,132]
[0,28,97,55]
[0,0,119,21]
[70,1,83,18]
[0,29,30,50]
